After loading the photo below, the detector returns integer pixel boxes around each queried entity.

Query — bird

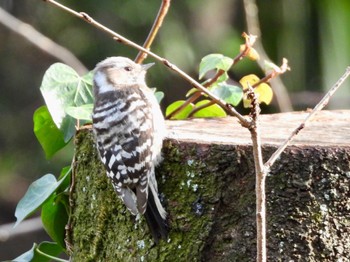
[92,56,167,242]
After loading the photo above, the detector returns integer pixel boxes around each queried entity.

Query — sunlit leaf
[65,104,93,121]
[256,83,273,104]
[40,63,93,142]
[243,83,273,108]
[193,100,227,118]
[14,173,69,228]
[33,106,67,159]
[199,54,233,79]
[166,100,194,120]
[210,83,243,106]
[186,88,199,97]
[239,74,260,90]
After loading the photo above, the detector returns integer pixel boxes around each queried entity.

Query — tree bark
[70,110,350,261]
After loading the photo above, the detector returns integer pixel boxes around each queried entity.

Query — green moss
[70,131,350,261]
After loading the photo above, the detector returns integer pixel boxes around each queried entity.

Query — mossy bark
[70,113,350,261]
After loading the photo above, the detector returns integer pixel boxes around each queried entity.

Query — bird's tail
[144,189,168,243]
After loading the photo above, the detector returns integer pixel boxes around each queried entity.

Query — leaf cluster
[165,44,275,120]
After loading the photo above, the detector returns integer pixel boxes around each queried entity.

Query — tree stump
[70,110,350,261]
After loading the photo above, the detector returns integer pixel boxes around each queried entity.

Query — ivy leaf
[12,242,64,262]
[193,100,227,118]
[56,166,71,194]
[14,173,69,228]
[33,106,67,159]
[243,83,273,108]
[239,74,273,107]
[239,74,260,89]
[211,83,243,106]
[41,194,69,249]
[40,63,94,142]
[186,88,200,97]
[65,104,93,121]
[34,242,64,262]
[154,91,164,104]
[199,54,233,80]
[166,100,194,120]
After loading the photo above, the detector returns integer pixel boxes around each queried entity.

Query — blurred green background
[0,0,349,258]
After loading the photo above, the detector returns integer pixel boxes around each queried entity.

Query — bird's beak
[142,63,155,71]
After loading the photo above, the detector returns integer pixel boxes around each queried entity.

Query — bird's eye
[124,66,132,72]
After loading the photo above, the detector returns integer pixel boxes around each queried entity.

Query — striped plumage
[92,57,167,242]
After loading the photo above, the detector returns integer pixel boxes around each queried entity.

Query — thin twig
[42,0,250,127]
[265,66,350,171]
[0,6,87,75]
[243,0,292,112]
[248,58,290,91]
[168,33,257,119]
[135,0,171,64]
[247,84,266,262]
[232,32,257,65]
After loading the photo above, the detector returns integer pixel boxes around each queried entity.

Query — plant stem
[134,0,171,64]
[247,85,266,262]
[42,0,250,127]
[265,66,350,171]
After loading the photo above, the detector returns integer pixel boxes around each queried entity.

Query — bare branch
[168,33,258,120]
[42,0,250,127]
[251,58,290,89]
[135,0,171,64]
[232,32,257,65]
[246,84,266,262]
[243,0,292,112]
[0,6,87,75]
[265,66,350,171]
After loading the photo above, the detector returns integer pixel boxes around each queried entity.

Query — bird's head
[93,56,154,95]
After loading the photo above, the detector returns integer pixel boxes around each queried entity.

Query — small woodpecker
[92,56,167,242]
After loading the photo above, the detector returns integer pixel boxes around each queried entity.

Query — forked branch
[42,0,250,127]
[135,0,171,64]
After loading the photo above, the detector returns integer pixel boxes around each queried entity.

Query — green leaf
[65,104,93,121]
[193,100,227,118]
[185,88,199,97]
[14,173,69,228]
[12,242,65,262]
[211,83,243,106]
[34,242,64,262]
[40,64,94,142]
[56,166,71,194]
[33,106,67,159]
[41,194,69,249]
[165,100,194,120]
[199,54,233,79]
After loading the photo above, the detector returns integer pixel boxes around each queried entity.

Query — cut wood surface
[71,110,350,261]
[166,110,350,146]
